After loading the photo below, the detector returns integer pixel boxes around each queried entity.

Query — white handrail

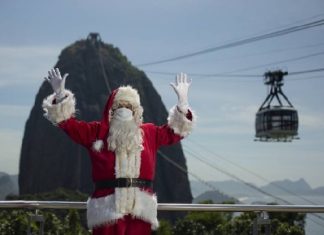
[1,201,324,213]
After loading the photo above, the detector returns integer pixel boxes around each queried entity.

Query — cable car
[255,70,299,142]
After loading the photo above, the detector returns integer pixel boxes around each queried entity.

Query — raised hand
[45,68,68,100]
[170,72,192,113]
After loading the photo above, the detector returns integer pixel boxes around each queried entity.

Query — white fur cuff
[168,106,196,137]
[42,90,76,124]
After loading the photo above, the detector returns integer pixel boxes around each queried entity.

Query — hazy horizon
[1,1,324,190]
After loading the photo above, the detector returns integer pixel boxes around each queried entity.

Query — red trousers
[92,215,152,235]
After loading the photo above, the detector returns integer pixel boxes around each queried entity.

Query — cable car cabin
[255,70,299,142]
[255,106,299,142]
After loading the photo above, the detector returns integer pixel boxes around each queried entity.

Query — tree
[172,200,233,235]
[171,200,306,235]
[217,212,257,235]
[173,218,207,235]
[156,219,173,235]
[268,202,305,235]
[2,188,90,234]
[0,210,31,235]
[217,210,305,235]
[63,209,89,235]
[43,211,64,234]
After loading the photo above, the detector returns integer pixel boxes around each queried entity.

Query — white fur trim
[111,86,143,125]
[114,149,142,179]
[113,147,143,216]
[92,140,104,152]
[42,90,75,124]
[114,86,140,108]
[167,106,196,137]
[86,189,159,230]
[86,194,123,229]
[133,189,159,230]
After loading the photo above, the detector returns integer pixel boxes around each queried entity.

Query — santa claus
[43,68,196,235]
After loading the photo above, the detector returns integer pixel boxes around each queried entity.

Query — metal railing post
[252,211,271,235]
[27,209,44,235]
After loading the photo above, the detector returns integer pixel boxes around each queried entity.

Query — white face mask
[113,107,133,121]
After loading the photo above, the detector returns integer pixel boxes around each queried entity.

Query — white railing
[1,201,324,235]
[1,201,324,213]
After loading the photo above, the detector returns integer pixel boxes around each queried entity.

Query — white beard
[107,117,143,178]
[107,116,144,214]
[108,118,142,152]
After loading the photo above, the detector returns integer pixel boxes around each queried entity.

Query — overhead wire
[181,142,324,224]
[93,28,324,228]
[137,18,324,67]
[145,66,324,80]
[224,51,324,74]
[288,75,324,81]
[184,139,323,206]
[158,144,324,227]
[157,150,227,196]
[140,14,324,229]
[289,68,324,76]
[218,41,324,62]
[184,147,292,205]
[145,71,260,78]
[146,41,324,69]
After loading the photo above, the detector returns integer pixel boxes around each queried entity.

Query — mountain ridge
[0,172,18,200]
[191,178,324,200]
[2,172,323,202]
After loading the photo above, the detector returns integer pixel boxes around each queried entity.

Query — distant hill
[260,178,312,195]
[191,180,263,198]
[193,190,239,204]
[312,186,324,195]
[0,172,18,200]
[191,178,324,201]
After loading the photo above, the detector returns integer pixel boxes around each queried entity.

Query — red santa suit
[42,86,195,234]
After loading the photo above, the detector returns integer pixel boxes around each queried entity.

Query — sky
[0,0,324,191]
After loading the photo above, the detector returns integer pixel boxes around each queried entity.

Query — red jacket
[42,88,195,229]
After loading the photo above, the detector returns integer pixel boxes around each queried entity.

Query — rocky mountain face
[19,33,192,221]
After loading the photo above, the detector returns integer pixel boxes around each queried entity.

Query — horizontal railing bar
[1,201,324,213]
[0,201,86,210]
[158,203,324,213]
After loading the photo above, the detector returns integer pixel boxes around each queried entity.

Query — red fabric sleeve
[156,124,183,147]
[58,117,100,148]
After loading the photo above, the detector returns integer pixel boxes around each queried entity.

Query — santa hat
[112,86,141,109]
[92,86,143,152]
[110,86,143,125]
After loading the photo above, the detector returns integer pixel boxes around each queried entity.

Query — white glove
[44,68,68,102]
[170,72,191,113]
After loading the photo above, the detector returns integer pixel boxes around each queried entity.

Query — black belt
[95,178,153,190]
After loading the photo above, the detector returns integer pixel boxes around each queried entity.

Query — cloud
[0,46,60,86]
[0,104,31,130]
[0,104,30,118]
[300,112,324,130]
[195,104,258,135]
[0,129,23,174]
[0,105,32,174]
[0,46,59,59]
